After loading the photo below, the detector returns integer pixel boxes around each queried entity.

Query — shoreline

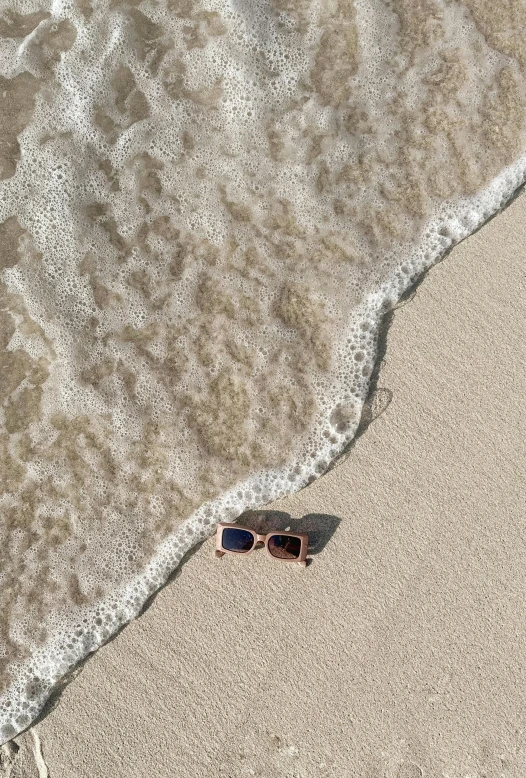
[6,187,526,777]
[3,162,526,746]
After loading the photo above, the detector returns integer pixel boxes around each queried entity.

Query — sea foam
[0,0,525,742]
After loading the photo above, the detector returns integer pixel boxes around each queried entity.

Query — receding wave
[0,0,525,742]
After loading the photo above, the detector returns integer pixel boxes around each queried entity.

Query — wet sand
[4,191,526,778]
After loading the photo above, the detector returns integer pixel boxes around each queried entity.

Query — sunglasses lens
[268,534,302,560]
[221,528,255,553]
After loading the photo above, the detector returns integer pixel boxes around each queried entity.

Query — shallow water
[0,0,525,742]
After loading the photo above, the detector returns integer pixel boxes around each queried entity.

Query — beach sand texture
[3,189,525,777]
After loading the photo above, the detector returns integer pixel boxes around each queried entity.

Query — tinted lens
[268,534,302,560]
[221,528,255,553]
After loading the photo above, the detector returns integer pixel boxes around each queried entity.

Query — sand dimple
[0,0,525,741]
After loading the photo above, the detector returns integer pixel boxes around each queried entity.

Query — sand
[3,191,526,777]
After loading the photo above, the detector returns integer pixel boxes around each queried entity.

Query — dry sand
[3,192,526,778]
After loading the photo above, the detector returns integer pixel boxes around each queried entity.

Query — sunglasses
[215,523,309,567]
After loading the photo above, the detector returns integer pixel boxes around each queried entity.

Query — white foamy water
[0,0,525,742]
